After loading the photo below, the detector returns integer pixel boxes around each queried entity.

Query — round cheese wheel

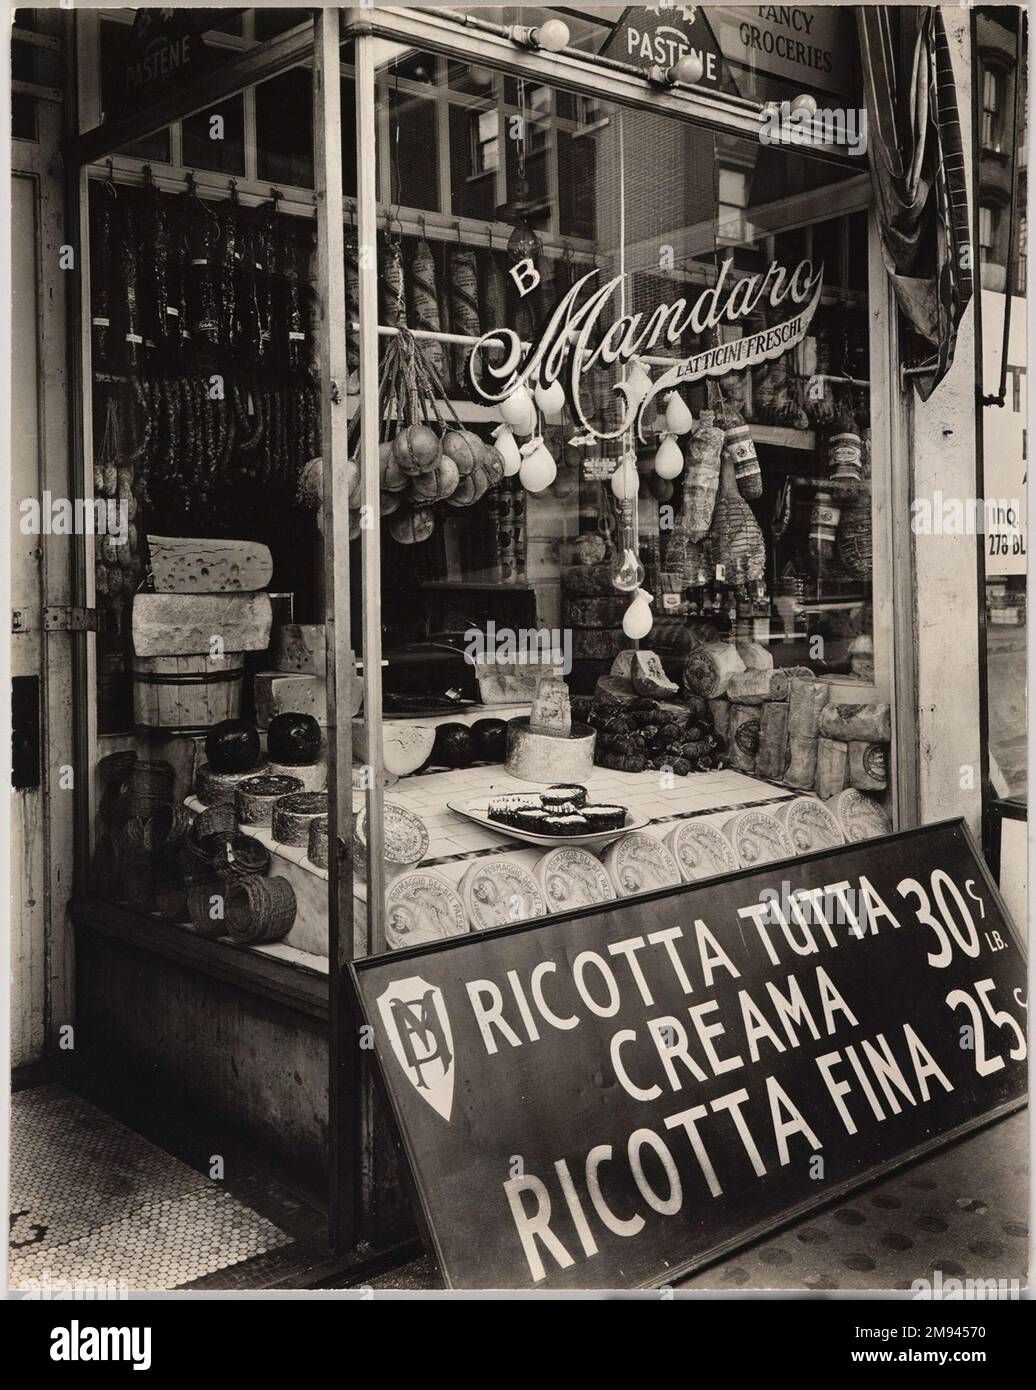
[665,819,739,882]
[385,871,468,949]
[536,847,615,913]
[830,788,891,843]
[723,809,794,868]
[308,816,330,869]
[354,802,429,877]
[272,791,330,847]
[602,832,680,897]
[267,758,326,792]
[196,761,268,806]
[461,857,546,930]
[774,796,845,853]
[235,774,304,826]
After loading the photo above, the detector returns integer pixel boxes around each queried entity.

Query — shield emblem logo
[377,976,455,1122]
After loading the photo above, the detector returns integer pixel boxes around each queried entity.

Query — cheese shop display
[82,32,897,1001]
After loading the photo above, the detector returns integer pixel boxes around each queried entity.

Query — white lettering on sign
[125,34,194,93]
[625,24,718,80]
[468,258,823,442]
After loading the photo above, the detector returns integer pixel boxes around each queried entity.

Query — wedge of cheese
[271,623,326,676]
[253,672,327,727]
[147,536,273,593]
[351,719,435,778]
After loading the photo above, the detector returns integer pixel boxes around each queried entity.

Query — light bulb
[665,391,694,435]
[622,589,654,640]
[492,423,522,476]
[534,378,566,420]
[519,439,557,493]
[791,93,818,116]
[610,458,639,500]
[654,433,684,479]
[611,546,645,593]
[500,382,536,435]
[670,52,705,85]
[534,18,570,52]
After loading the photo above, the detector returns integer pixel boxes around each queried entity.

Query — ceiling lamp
[509,18,571,53]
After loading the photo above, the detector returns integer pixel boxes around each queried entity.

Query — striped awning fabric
[857,5,973,400]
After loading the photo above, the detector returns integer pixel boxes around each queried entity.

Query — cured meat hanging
[409,237,447,384]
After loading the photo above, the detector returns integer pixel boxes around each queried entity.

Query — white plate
[447,798,647,849]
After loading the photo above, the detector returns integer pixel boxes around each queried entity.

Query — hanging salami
[448,246,482,394]
[409,238,447,386]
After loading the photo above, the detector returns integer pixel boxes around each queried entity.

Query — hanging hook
[228,177,239,204]
[103,158,117,197]
[142,163,154,190]
[418,212,427,241]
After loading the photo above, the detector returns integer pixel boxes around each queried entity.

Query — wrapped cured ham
[708,452,766,583]
[719,401,762,500]
[680,410,724,542]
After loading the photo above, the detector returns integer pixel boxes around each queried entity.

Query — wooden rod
[314,5,357,1256]
[355,33,387,959]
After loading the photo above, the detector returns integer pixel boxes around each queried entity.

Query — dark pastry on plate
[544,783,588,808]
[581,804,626,831]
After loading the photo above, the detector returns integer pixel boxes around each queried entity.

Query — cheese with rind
[132,592,273,657]
[147,535,273,594]
[254,672,327,727]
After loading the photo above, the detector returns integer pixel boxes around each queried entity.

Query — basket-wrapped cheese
[235,774,304,826]
[272,791,330,848]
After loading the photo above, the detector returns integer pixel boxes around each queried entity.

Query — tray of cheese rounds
[448,783,645,849]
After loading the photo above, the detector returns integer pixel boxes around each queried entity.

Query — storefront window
[367,45,877,703]
[85,65,330,959]
[77,10,892,969]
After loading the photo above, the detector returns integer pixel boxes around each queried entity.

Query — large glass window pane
[85,67,329,969]
[355,41,886,955]
[181,94,246,175]
[256,67,314,188]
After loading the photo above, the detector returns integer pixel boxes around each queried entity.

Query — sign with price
[352,819,1026,1289]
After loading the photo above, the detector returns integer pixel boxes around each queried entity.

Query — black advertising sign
[106,10,238,118]
[600,6,727,88]
[352,821,1027,1290]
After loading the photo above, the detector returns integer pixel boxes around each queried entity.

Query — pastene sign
[351,821,1026,1290]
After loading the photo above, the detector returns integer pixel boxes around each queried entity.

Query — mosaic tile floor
[9,1086,291,1291]
[678,1109,1029,1293]
[346,1111,1029,1293]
